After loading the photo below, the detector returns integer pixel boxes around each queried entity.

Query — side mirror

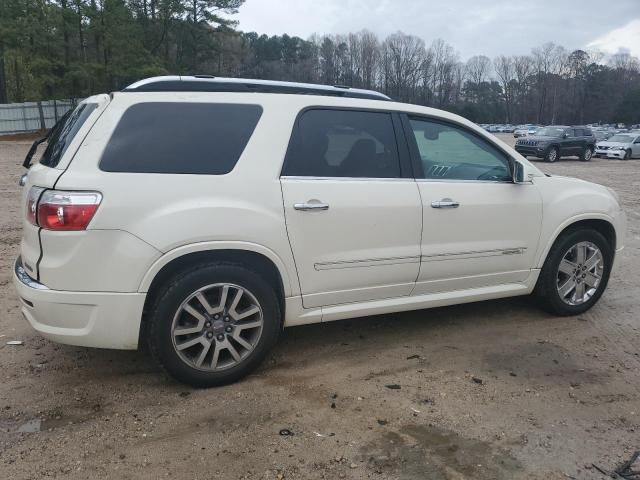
[562,133,568,139]
[512,160,529,184]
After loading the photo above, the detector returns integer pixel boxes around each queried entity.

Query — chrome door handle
[293,200,329,211]
[431,198,460,209]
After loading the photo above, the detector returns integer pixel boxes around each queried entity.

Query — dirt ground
[1,133,639,480]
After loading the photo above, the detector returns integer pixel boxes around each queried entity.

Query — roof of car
[123,76,391,101]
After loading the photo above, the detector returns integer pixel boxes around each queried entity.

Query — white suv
[14,76,625,387]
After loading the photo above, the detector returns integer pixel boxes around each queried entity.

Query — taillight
[26,187,45,225]
[34,190,102,231]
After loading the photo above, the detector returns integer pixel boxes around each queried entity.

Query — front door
[402,115,543,295]
[280,108,422,308]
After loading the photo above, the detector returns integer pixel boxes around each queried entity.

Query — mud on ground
[0,134,639,479]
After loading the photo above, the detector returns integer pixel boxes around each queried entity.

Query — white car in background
[595,133,640,160]
[514,125,539,138]
[14,76,626,387]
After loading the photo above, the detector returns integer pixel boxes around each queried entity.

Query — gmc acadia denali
[14,76,625,387]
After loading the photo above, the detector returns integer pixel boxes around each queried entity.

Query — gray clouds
[237,0,640,59]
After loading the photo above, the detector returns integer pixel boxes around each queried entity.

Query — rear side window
[40,103,97,168]
[100,103,262,174]
[283,109,401,178]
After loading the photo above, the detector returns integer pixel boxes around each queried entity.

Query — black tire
[147,262,281,387]
[579,146,594,161]
[545,147,559,162]
[534,228,613,316]
[623,149,631,160]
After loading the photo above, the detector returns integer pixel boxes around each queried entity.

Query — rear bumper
[13,257,145,350]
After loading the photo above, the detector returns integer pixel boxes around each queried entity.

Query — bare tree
[494,55,515,122]
[465,55,491,103]
[381,32,425,102]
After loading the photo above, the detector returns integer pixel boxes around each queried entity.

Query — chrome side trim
[14,256,49,290]
[422,248,526,262]
[281,176,414,182]
[416,178,514,184]
[315,255,420,271]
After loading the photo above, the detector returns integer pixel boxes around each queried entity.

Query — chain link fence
[0,99,81,135]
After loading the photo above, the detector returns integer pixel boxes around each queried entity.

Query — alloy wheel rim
[585,149,592,160]
[556,241,604,306]
[549,149,557,162]
[171,283,264,371]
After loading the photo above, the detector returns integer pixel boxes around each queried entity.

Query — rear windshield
[40,103,97,167]
[100,103,262,174]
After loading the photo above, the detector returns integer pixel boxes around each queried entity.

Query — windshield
[535,127,565,137]
[39,103,97,168]
[607,135,633,143]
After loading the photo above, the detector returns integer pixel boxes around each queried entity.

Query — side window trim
[399,112,514,183]
[280,106,413,180]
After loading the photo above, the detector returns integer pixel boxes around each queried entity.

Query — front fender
[533,176,625,268]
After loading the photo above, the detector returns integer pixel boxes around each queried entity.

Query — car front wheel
[545,147,559,162]
[534,228,613,316]
[147,263,281,387]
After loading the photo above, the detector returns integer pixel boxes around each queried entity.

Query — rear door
[19,97,109,280]
[280,108,422,308]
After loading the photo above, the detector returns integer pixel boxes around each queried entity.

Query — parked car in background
[515,126,596,162]
[501,125,516,133]
[595,133,640,160]
[514,124,537,137]
[14,77,625,387]
[593,130,612,142]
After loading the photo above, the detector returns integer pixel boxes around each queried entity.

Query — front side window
[408,118,512,182]
[100,103,262,174]
[283,109,401,178]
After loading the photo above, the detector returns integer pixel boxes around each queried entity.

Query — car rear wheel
[580,146,593,161]
[534,228,612,316]
[545,147,559,162]
[147,262,281,387]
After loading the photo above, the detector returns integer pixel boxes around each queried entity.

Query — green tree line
[1,0,639,124]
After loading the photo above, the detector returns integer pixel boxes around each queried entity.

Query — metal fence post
[21,103,28,132]
[37,101,46,130]
[53,99,58,122]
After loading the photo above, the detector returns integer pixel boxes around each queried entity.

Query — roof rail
[123,76,391,101]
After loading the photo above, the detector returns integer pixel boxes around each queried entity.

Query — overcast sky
[237,0,640,60]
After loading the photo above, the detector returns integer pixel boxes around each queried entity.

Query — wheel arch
[536,215,617,269]
[138,243,296,340]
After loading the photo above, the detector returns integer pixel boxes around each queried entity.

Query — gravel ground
[0,133,639,479]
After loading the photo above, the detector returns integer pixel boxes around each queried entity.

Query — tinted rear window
[283,109,400,178]
[100,103,262,174]
[40,103,97,168]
